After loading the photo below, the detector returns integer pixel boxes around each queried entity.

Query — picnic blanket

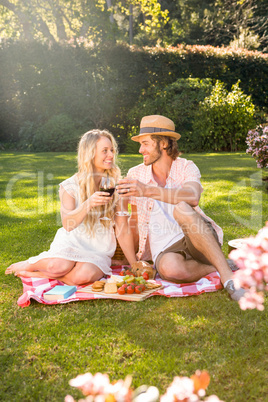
[17,266,223,307]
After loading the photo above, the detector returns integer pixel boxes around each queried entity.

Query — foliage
[0,41,151,149]
[126,78,213,152]
[112,0,169,46]
[0,0,169,46]
[0,0,117,44]
[246,124,268,169]
[17,121,37,150]
[1,152,268,401]
[146,45,268,110]
[0,41,267,151]
[65,370,222,402]
[230,222,268,311]
[193,81,255,152]
[32,114,81,152]
[0,0,267,52]
[203,0,268,52]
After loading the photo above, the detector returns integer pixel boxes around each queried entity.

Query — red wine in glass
[99,175,114,221]
[99,187,115,196]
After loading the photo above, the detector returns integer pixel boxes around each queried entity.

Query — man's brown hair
[151,134,180,160]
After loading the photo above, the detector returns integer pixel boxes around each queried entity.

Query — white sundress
[28,175,117,275]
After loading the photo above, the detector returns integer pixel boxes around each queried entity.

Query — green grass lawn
[1,151,267,402]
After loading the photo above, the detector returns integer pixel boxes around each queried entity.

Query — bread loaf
[131,261,156,279]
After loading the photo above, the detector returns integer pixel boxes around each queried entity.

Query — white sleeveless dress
[28,175,116,275]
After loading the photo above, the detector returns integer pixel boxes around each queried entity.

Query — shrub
[246,124,268,169]
[0,41,267,151]
[32,114,81,152]
[193,80,255,151]
[126,78,213,153]
[17,121,37,150]
[147,45,268,110]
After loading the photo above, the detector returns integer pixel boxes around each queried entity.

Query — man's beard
[144,148,162,165]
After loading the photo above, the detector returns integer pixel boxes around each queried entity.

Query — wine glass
[99,175,115,221]
[115,177,130,217]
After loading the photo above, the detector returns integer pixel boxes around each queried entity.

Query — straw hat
[131,115,181,142]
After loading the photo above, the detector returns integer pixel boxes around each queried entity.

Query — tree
[0,0,116,43]
[203,0,268,51]
[106,0,169,46]
[0,0,169,46]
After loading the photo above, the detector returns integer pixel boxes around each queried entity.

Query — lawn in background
[1,151,267,402]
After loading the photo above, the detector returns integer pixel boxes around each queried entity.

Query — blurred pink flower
[230,222,268,310]
[65,395,75,402]
[69,372,110,396]
[238,288,264,311]
[205,397,224,402]
[160,376,197,402]
[246,124,268,169]
[66,371,223,402]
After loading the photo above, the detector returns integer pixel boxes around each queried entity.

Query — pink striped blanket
[17,266,223,307]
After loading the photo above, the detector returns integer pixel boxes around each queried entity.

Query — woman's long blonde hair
[77,129,121,233]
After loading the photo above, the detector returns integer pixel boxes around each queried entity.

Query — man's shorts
[155,216,221,271]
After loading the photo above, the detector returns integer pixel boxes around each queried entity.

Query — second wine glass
[115,177,130,217]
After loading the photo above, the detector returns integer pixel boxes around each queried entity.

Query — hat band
[140,127,174,134]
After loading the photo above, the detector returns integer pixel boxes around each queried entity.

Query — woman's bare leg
[6,258,76,278]
[5,260,30,274]
[58,262,104,286]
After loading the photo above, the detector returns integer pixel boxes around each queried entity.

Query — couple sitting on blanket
[6,115,245,301]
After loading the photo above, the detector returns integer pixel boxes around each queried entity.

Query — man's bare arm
[116,179,201,207]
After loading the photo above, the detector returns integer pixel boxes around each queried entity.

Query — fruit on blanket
[135,285,143,294]
[125,275,136,284]
[116,280,125,288]
[115,273,161,295]
[119,268,133,276]
[127,285,134,294]
[117,286,126,295]
[142,272,149,280]
[136,276,147,285]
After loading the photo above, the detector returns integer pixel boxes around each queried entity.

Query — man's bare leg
[158,252,216,283]
[173,202,245,301]
[173,202,232,285]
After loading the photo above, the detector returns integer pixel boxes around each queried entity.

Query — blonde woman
[6,130,137,285]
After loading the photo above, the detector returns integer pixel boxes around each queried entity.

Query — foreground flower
[230,222,268,310]
[66,373,132,402]
[66,370,223,402]
[160,376,197,401]
[160,370,223,402]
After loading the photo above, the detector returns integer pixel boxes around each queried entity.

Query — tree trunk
[106,0,114,24]
[129,4,133,45]
[50,4,67,41]
[0,0,56,43]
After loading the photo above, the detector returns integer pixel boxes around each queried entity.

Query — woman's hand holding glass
[89,190,112,209]
[99,175,115,221]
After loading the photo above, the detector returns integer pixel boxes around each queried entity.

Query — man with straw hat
[116,115,245,301]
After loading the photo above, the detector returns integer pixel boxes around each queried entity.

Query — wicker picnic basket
[112,240,126,261]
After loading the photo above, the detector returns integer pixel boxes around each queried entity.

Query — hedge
[0,40,267,151]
